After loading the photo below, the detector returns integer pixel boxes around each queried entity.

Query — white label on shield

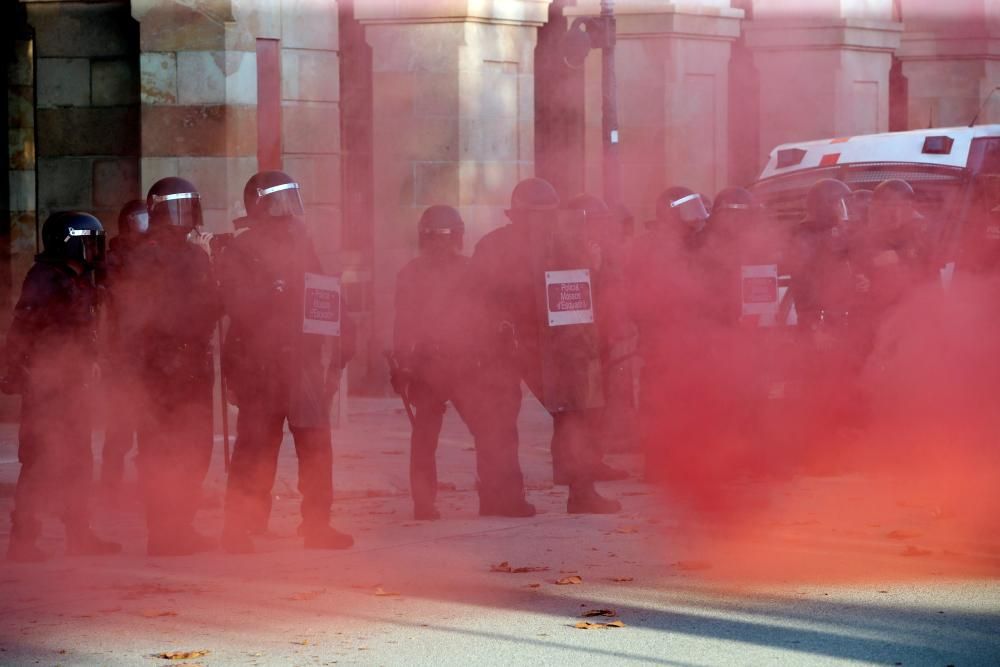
[545,269,595,327]
[741,264,780,325]
[303,272,341,336]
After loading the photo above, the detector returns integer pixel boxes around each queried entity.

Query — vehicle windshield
[751,162,967,230]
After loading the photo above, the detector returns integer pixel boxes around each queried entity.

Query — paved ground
[1,398,998,666]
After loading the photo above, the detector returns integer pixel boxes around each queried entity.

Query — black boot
[302,524,354,550]
[7,513,46,563]
[414,504,441,521]
[66,527,122,557]
[567,482,621,514]
[479,497,537,518]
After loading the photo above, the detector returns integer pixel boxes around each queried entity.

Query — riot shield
[525,209,605,412]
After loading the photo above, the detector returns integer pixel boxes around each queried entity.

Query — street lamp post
[562,1,623,208]
[599,0,623,209]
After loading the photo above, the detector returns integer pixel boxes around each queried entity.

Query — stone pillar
[6,37,35,315]
[356,1,551,356]
[132,0,257,233]
[569,1,743,223]
[745,1,902,166]
[897,0,1000,129]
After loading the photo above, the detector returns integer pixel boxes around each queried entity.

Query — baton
[218,321,231,472]
[383,351,416,426]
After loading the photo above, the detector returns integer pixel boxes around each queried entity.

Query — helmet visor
[66,227,106,265]
[151,192,203,229]
[257,182,305,217]
[671,193,710,227]
[126,211,150,236]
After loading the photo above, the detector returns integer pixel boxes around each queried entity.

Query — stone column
[356,0,551,354]
[745,1,902,167]
[568,1,743,223]
[896,0,1000,128]
[132,0,257,233]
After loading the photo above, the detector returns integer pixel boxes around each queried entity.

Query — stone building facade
[3,0,999,392]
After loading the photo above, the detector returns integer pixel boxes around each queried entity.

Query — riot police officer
[119,177,220,556]
[392,205,529,519]
[99,200,149,494]
[470,177,620,514]
[3,212,121,562]
[220,170,354,552]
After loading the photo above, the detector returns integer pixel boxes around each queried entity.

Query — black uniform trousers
[408,357,526,509]
[225,401,334,533]
[136,383,213,539]
[13,381,93,537]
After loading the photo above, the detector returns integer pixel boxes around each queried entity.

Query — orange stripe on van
[830,137,851,144]
[820,153,841,166]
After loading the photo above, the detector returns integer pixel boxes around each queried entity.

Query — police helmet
[804,179,851,229]
[566,193,610,220]
[40,211,106,267]
[418,205,464,250]
[244,170,305,220]
[872,179,915,205]
[146,177,203,231]
[713,186,756,214]
[655,186,709,228]
[117,199,149,239]
[508,177,560,213]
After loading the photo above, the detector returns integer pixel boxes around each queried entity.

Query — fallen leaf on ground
[613,526,639,534]
[574,620,624,629]
[673,560,712,571]
[141,610,178,618]
[525,583,541,589]
[886,530,922,540]
[374,586,400,597]
[581,609,616,618]
[155,649,209,660]
[291,640,311,646]
[491,561,549,574]
[610,577,634,583]
[901,546,933,557]
[285,590,324,601]
[555,575,583,585]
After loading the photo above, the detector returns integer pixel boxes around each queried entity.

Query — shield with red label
[740,264,780,327]
[526,209,605,412]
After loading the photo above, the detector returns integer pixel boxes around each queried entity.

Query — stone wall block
[140,157,180,195]
[93,158,141,209]
[282,101,341,154]
[141,105,255,157]
[38,107,139,157]
[413,162,460,205]
[177,157,229,209]
[140,52,178,104]
[281,0,339,50]
[38,157,93,210]
[282,155,342,206]
[9,172,37,213]
[8,129,35,171]
[37,58,91,109]
[226,51,258,105]
[411,72,459,116]
[177,51,227,105]
[407,116,459,161]
[29,2,134,58]
[138,5,225,52]
[458,161,519,207]
[282,49,340,102]
[92,59,139,107]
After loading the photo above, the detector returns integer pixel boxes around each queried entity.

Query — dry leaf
[901,546,933,557]
[674,560,712,571]
[491,561,548,574]
[613,526,639,534]
[581,609,616,618]
[285,590,324,601]
[513,566,549,573]
[374,586,400,597]
[490,561,512,573]
[886,530,922,541]
[155,649,209,660]
[574,620,625,629]
[525,583,541,589]
[610,577,634,583]
[141,610,178,618]
[555,575,583,585]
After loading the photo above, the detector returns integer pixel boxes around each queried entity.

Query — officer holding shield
[219,170,354,553]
